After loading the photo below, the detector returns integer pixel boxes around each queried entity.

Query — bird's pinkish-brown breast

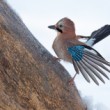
[52,36,72,63]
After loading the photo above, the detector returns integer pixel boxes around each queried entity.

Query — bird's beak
[48,25,63,33]
[48,25,56,30]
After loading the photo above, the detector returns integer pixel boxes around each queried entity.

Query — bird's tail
[86,25,110,46]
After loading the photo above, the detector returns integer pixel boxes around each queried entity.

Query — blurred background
[7,0,110,109]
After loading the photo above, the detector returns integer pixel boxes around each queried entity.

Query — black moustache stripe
[56,27,62,33]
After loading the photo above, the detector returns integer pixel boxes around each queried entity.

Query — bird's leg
[68,73,78,85]
[52,56,61,62]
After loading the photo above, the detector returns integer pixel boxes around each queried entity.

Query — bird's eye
[59,24,63,28]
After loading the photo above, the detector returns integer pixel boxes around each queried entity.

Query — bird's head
[48,17,75,35]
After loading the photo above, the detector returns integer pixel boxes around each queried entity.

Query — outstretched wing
[86,25,110,46]
[68,45,110,85]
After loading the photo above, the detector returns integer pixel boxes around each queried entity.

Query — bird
[48,17,110,85]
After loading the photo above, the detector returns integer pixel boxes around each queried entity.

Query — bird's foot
[52,56,61,62]
[68,73,77,85]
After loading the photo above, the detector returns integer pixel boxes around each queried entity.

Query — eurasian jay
[48,17,110,85]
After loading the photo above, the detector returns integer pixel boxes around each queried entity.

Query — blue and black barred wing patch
[67,45,110,85]
[67,45,84,61]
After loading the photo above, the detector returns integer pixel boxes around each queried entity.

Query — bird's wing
[67,45,110,85]
[86,25,110,46]
[77,25,110,46]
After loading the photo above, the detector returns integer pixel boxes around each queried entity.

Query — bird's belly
[53,44,72,63]
[60,50,72,63]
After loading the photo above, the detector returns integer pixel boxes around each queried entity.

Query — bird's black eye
[59,24,63,28]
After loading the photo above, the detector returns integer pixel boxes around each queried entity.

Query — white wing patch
[86,38,96,46]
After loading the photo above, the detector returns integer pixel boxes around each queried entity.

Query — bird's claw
[68,73,77,85]
[68,77,74,85]
[52,56,61,62]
